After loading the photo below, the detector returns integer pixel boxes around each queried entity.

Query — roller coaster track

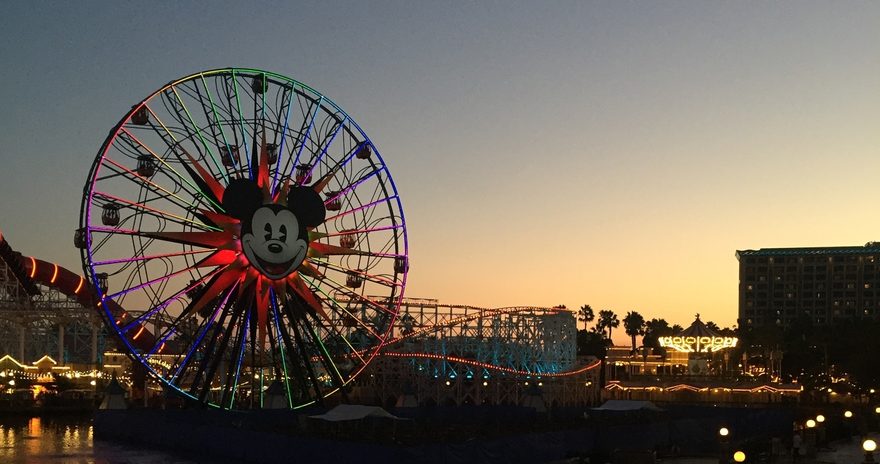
[371,305,600,377]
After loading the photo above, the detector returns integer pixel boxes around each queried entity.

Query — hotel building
[736,244,880,327]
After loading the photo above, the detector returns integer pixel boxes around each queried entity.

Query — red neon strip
[157,342,166,354]
[378,352,601,378]
[29,257,36,278]
[50,264,59,284]
[74,276,84,294]
[132,326,146,340]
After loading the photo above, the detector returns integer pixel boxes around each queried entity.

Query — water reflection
[0,415,199,463]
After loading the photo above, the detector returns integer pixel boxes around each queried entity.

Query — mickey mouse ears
[222,178,325,228]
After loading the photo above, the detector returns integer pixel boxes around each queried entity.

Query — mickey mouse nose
[268,243,283,253]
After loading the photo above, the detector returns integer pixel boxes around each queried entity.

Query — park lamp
[875,406,880,414]
[733,450,746,462]
[806,419,816,428]
[719,427,729,437]
[863,439,877,463]
[816,414,825,424]
[845,410,854,419]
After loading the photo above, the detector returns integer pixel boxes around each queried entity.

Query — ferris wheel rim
[78,67,409,409]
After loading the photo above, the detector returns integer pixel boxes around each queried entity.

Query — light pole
[732,450,746,463]
[816,414,826,448]
[845,410,855,442]
[719,427,730,464]
[863,438,876,463]
[805,419,817,457]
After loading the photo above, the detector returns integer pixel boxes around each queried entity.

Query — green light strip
[227,314,247,409]
[104,156,204,212]
[199,74,235,171]
[272,295,293,408]
[131,113,222,210]
[170,87,228,183]
[308,324,344,384]
[230,70,251,177]
[299,275,368,364]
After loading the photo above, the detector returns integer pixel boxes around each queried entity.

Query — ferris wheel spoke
[121,268,221,334]
[102,157,202,212]
[92,191,218,231]
[196,74,239,173]
[229,70,253,177]
[302,116,347,185]
[103,261,208,301]
[283,304,327,402]
[299,314,347,391]
[323,224,403,239]
[300,275,389,331]
[223,307,250,408]
[324,195,398,222]
[323,168,381,205]
[191,295,245,403]
[170,283,238,382]
[93,249,211,267]
[288,96,324,182]
[118,127,222,210]
[270,85,295,196]
[310,259,399,288]
[169,87,227,183]
[88,225,231,250]
[309,307,367,366]
[269,290,293,407]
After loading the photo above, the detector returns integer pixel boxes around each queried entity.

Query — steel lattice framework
[0,235,106,366]
[351,298,600,407]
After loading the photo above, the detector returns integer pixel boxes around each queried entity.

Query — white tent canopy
[309,404,404,422]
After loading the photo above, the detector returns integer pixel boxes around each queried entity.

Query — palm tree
[597,309,620,341]
[623,311,646,352]
[577,305,595,331]
[642,318,672,352]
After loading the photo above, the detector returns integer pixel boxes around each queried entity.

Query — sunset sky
[0,2,877,341]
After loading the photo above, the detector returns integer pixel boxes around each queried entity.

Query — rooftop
[736,243,880,258]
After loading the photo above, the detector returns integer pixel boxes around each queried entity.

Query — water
[0,415,200,464]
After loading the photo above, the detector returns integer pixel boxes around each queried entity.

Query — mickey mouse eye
[279,224,287,242]
[264,222,272,241]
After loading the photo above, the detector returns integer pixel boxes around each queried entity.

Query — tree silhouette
[578,304,595,331]
[642,318,672,354]
[623,311,646,352]
[597,309,620,341]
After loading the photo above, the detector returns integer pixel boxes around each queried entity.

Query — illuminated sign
[658,336,738,353]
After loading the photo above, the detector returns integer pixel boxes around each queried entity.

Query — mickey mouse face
[223,178,325,280]
[242,205,307,280]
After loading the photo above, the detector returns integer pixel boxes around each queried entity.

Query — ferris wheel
[78,68,408,409]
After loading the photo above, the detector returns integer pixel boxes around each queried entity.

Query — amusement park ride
[0,68,599,410]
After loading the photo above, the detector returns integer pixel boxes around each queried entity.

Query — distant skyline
[1,2,878,341]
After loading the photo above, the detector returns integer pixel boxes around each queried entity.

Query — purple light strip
[146,327,177,357]
[323,195,397,222]
[105,262,226,301]
[121,269,220,333]
[290,96,323,183]
[270,86,295,196]
[228,305,250,408]
[94,249,210,267]
[324,168,380,206]
[171,283,237,381]
[323,224,402,238]
[302,115,347,185]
